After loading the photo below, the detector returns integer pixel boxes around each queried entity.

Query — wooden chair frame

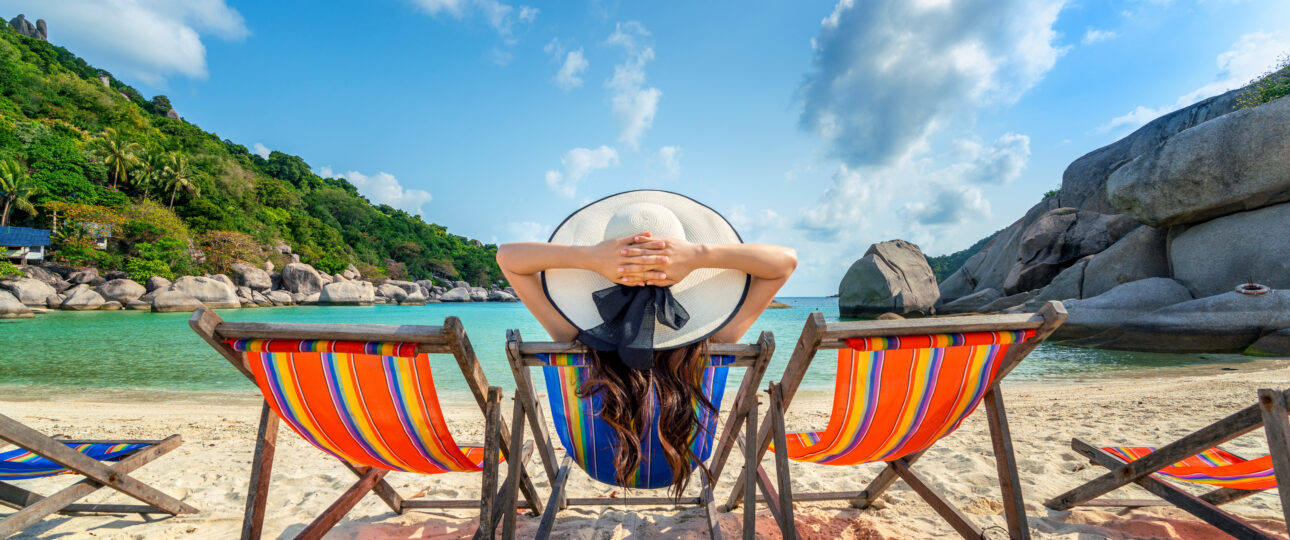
[190,308,543,540]
[726,301,1067,540]
[504,328,776,540]
[1045,388,1290,540]
[0,416,197,539]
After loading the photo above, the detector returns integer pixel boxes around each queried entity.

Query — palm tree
[93,128,139,190]
[0,159,38,227]
[162,152,198,209]
[132,148,167,200]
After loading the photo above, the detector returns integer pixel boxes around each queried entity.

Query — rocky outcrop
[145,276,171,292]
[0,290,32,319]
[95,279,146,304]
[67,268,99,285]
[9,15,46,41]
[938,288,1002,315]
[166,276,239,308]
[265,290,294,306]
[19,265,61,285]
[1108,96,1290,228]
[938,198,1060,301]
[1002,209,1133,294]
[1247,328,1290,357]
[1080,225,1170,298]
[61,287,105,310]
[1053,278,1194,341]
[1032,257,1090,304]
[838,240,939,318]
[439,286,472,302]
[319,281,375,305]
[1,278,56,307]
[125,300,150,310]
[487,290,518,302]
[469,287,489,302]
[1169,203,1290,298]
[1066,291,1290,353]
[151,290,205,312]
[375,283,407,303]
[281,263,324,295]
[342,264,361,280]
[230,262,273,291]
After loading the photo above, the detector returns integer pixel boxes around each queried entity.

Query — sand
[4,359,1290,539]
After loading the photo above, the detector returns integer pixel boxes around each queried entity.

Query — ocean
[0,297,1258,400]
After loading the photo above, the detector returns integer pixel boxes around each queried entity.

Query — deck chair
[504,328,775,539]
[1045,388,1290,539]
[0,418,196,538]
[726,301,1067,540]
[190,308,542,540]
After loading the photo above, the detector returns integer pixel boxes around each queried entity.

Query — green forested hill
[0,25,501,285]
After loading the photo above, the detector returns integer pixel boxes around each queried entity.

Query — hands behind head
[592,232,700,287]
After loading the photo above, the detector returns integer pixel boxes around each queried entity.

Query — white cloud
[727,204,785,241]
[799,0,1067,167]
[904,183,991,225]
[1082,28,1116,44]
[1104,30,1290,132]
[252,142,271,159]
[503,221,552,242]
[410,0,536,36]
[605,22,661,148]
[555,49,589,90]
[656,146,681,179]
[957,132,1030,184]
[544,145,619,197]
[323,168,434,216]
[7,0,248,84]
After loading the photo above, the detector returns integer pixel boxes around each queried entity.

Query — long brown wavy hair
[579,340,716,499]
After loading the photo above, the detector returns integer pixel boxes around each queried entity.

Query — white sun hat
[542,190,749,364]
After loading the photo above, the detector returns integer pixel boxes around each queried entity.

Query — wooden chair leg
[849,451,925,509]
[341,461,402,514]
[1259,388,1290,527]
[293,467,388,540]
[502,398,526,540]
[700,474,722,540]
[243,402,279,540]
[743,396,757,540]
[768,383,798,540]
[891,460,984,539]
[475,387,502,540]
[534,456,572,540]
[985,388,1029,540]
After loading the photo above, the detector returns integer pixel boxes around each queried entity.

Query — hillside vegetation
[0,24,501,285]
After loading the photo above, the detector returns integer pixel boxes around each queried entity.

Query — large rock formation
[94,278,146,304]
[8,15,46,40]
[0,290,32,319]
[166,276,239,308]
[60,287,105,310]
[1108,96,1290,228]
[319,281,375,306]
[1,278,56,307]
[439,286,472,302]
[1080,225,1170,298]
[1002,209,1133,295]
[838,240,939,318]
[151,290,204,313]
[1066,291,1290,353]
[1053,278,1194,341]
[230,262,273,291]
[1169,203,1290,298]
[281,263,323,295]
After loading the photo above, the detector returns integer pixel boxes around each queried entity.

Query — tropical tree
[93,128,140,190]
[161,152,198,208]
[132,148,167,200]
[0,159,38,227]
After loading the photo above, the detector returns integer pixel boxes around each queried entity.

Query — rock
[504,286,516,296]
[979,290,1035,313]
[19,265,61,285]
[1247,328,1290,357]
[270,273,282,290]
[1068,291,1290,353]
[1053,278,1194,340]
[439,286,472,302]
[332,273,347,282]
[416,280,435,294]
[165,108,180,120]
[151,290,205,313]
[167,276,240,308]
[230,262,273,291]
[281,263,324,295]
[938,288,1002,315]
[138,288,162,304]
[400,290,428,305]
[208,273,235,288]
[297,292,320,305]
[235,286,252,300]
[0,290,32,319]
[342,264,360,280]
[318,273,333,285]
[1059,87,1244,214]
[52,280,72,293]
[94,279,146,304]
[469,287,489,302]
[145,276,171,292]
[274,241,292,255]
[938,198,1061,302]
[1169,203,1290,298]
[386,280,420,295]
[45,294,61,309]
[265,290,294,306]
[1108,96,1290,228]
[488,290,518,302]
[37,262,75,279]
[61,288,105,310]
[100,301,123,310]
[264,261,275,273]
[1081,226,1170,298]
[319,282,372,305]
[1002,209,1131,295]
[9,14,46,40]
[125,300,150,310]
[453,281,469,290]
[1,278,57,307]
[87,277,106,286]
[67,268,99,285]
[876,312,905,321]
[103,270,128,280]
[838,240,940,318]
[377,283,408,303]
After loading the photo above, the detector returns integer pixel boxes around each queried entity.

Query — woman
[496,191,796,496]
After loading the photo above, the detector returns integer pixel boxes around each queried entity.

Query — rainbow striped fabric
[538,353,732,489]
[779,330,1034,466]
[227,339,494,475]
[1103,446,1276,490]
[0,442,146,480]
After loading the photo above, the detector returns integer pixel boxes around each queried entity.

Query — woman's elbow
[779,247,798,278]
[495,244,515,272]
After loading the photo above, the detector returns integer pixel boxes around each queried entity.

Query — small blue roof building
[0,226,51,262]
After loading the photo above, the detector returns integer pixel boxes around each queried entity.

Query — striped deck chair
[0,414,195,538]
[1046,388,1290,540]
[726,301,1067,540]
[504,328,775,540]
[190,309,542,540]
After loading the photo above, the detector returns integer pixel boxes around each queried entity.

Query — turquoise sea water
[0,297,1259,400]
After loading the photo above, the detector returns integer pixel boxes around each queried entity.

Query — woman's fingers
[620,255,668,265]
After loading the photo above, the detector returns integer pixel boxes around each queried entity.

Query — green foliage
[1238,54,1290,109]
[0,24,503,285]
[925,229,1002,282]
[124,257,172,282]
[1043,188,1060,199]
[0,259,21,279]
[0,157,37,226]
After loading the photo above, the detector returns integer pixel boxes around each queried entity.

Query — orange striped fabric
[777,330,1033,465]
[227,339,496,474]
[1104,446,1276,490]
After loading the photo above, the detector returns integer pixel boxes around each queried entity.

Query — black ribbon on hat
[576,284,690,370]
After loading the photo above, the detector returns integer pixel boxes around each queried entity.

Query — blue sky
[6,0,1289,295]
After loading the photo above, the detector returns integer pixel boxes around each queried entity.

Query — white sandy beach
[5,360,1290,539]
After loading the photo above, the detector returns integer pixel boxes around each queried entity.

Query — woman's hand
[590,233,670,286]
[619,236,705,287]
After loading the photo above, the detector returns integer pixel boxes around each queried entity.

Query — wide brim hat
[542,190,750,351]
